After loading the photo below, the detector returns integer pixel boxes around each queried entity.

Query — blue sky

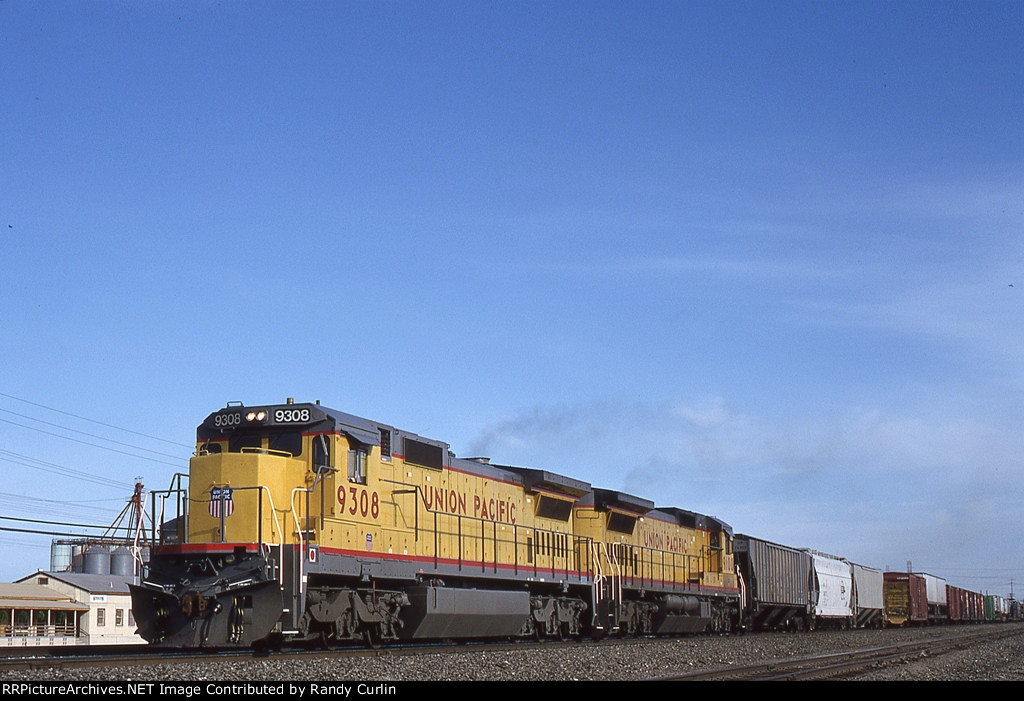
[1,1,1022,596]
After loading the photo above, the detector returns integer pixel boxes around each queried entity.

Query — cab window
[269,431,303,457]
[229,434,262,453]
[312,434,331,469]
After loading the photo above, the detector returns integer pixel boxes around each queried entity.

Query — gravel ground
[7,624,1024,682]
[847,626,1024,681]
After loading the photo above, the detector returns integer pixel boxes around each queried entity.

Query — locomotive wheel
[364,623,383,649]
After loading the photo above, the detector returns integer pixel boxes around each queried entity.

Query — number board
[270,407,313,424]
[208,406,320,429]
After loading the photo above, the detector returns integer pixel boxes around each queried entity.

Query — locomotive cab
[131,401,347,646]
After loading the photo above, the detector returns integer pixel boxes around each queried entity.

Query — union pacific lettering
[642,528,689,554]
[474,495,516,525]
[423,486,467,516]
[423,486,517,525]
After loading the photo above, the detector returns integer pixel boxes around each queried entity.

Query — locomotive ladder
[591,541,624,632]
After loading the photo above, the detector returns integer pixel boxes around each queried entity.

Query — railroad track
[650,627,1024,680]
[5,625,1023,678]
[0,637,590,673]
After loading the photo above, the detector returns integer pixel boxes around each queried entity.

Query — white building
[14,571,146,645]
[0,581,87,647]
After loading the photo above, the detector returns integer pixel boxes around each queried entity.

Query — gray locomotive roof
[450,455,527,483]
[657,507,734,535]
[494,465,591,498]
[319,406,386,447]
[591,488,655,514]
[201,402,396,448]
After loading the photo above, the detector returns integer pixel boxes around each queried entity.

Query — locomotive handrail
[380,478,421,540]
[376,478,590,580]
[148,472,189,548]
[239,446,295,458]
[607,539,710,592]
[217,484,284,553]
[591,540,605,610]
[603,542,623,612]
[290,485,311,628]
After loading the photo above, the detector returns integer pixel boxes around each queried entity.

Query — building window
[96,608,105,627]
[116,609,124,627]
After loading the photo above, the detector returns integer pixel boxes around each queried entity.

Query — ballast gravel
[7,624,1024,682]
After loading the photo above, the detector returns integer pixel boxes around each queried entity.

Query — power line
[0,449,131,489]
[0,417,184,468]
[0,525,139,540]
[0,514,142,533]
[0,491,119,515]
[0,407,186,461]
[0,391,193,449]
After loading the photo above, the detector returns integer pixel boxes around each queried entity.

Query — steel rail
[649,626,1024,681]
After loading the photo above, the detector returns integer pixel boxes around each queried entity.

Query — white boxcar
[805,550,853,627]
[850,562,884,628]
[915,572,949,621]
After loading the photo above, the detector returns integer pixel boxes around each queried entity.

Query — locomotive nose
[180,590,219,618]
[129,583,178,644]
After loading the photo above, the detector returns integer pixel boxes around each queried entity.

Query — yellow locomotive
[130,400,740,646]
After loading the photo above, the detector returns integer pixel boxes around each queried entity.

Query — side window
[348,448,367,484]
[379,429,392,461]
[312,434,331,469]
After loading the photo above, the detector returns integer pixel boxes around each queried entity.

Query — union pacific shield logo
[210,487,234,518]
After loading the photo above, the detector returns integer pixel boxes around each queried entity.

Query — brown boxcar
[947,584,967,623]
[967,589,985,622]
[884,572,928,626]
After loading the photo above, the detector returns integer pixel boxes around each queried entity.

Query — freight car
[883,572,929,626]
[805,550,854,629]
[130,400,741,647]
[915,572,948,623]
[733,534,810,631]
[851,562,884,628]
